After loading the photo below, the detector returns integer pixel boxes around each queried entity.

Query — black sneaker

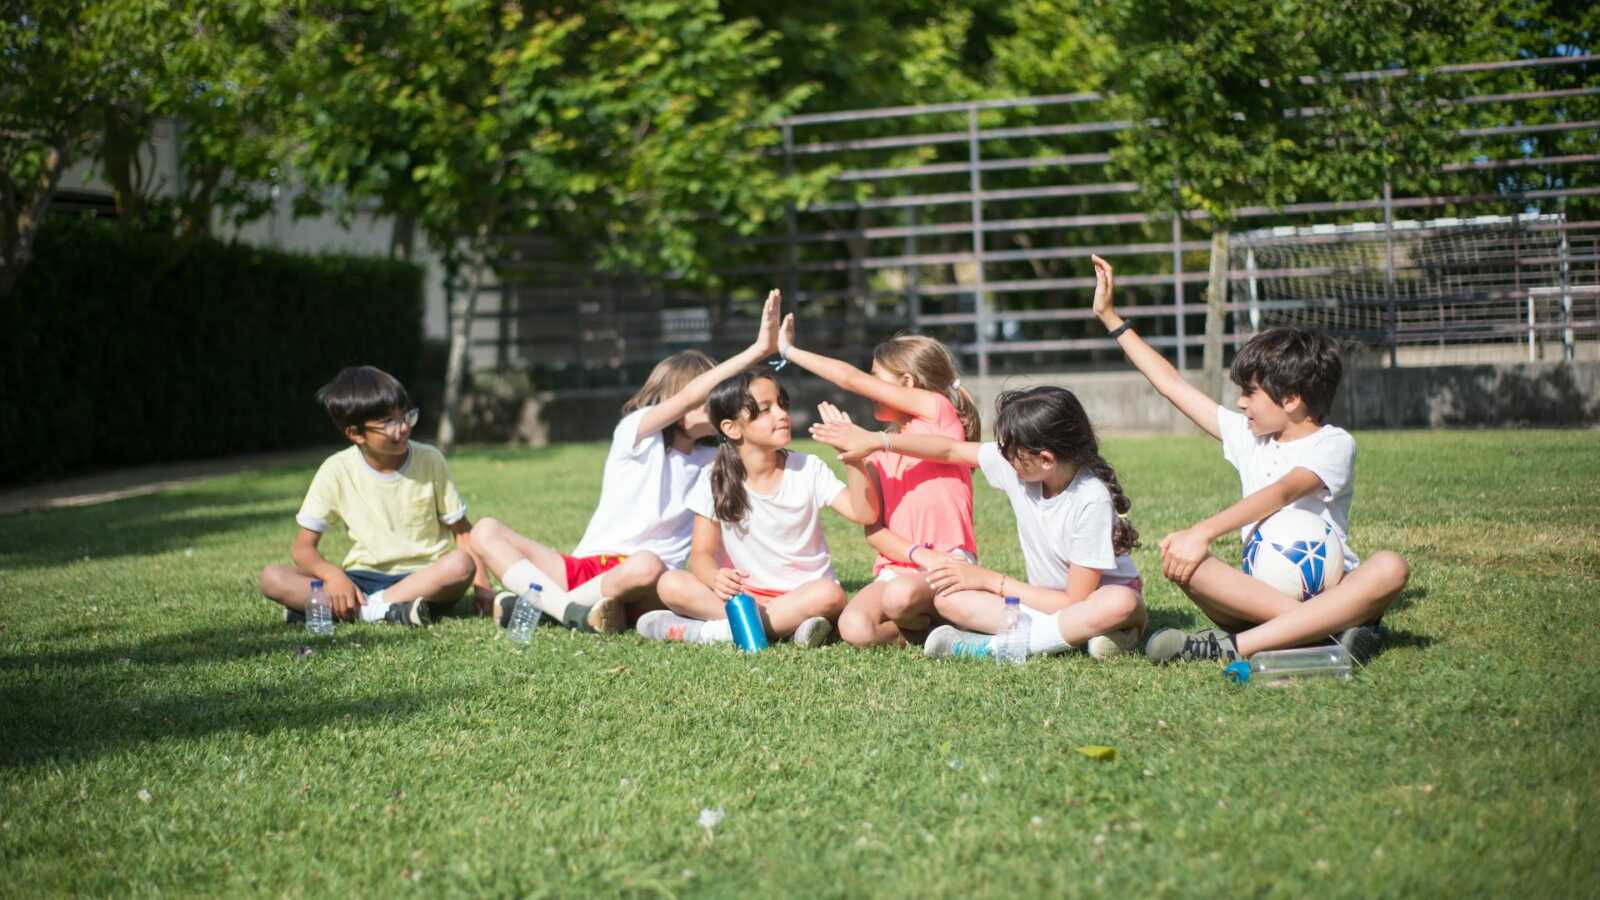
[1335,624,1384,663]
[284,607,306,625]
[384,599,429,628]
[1144,628,1241,664]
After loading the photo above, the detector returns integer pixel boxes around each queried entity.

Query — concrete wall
[456,361,1600,444]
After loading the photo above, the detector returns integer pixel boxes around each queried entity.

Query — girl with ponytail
[640,368,879,648]
[777,320,981,648]
[811,386,1147,660]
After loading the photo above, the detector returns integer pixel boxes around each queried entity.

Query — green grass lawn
[2,431,1597,897]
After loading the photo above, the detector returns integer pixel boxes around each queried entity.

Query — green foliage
[1095,0,1500,221]
[0,217,423,484]
[1,432,1598,894]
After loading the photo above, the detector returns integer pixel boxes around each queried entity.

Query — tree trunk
[390,212,417,262]
[1203,227,1230,402]
[0,143,68,299]
[436,255,483,454]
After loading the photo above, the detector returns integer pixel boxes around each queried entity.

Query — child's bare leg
[1234,552,1409,656]
[838,581,903,647]
[1054,585,1146,645]
[761,579,847,638]
[656,569,725,620]
[259,564,314,611]
[379,550,476,607]
[595,552,667,606]
[879,573,936,631]
[472,517,570,589]
[933,589,1006,633]
[1176,556,1303,630]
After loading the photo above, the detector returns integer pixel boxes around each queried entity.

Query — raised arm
[809,403,981,467]
[828,458,880,526]
[635,289,781,441]
[778,314,945,422]
[1089,255,1221,440]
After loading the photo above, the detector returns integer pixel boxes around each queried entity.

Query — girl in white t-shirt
[812,386,1147,660]
[470,292,781,634]
[640,369,880,647]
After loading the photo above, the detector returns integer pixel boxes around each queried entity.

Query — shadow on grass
[1387,586,1428,614]
[0,623,410,672]
[0,487,291,569]
[0,625,451,769]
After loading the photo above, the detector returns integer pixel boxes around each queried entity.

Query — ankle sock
[697,618,733,644]
[359,589,392,622]
[1022,604,1068,656]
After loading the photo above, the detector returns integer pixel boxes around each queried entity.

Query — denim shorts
[345,569,410,596]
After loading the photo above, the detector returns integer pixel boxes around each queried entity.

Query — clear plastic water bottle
[507,584,543,646]
[306,579,334,636]
[1225,644,1352,685]
[992,596,1028,666]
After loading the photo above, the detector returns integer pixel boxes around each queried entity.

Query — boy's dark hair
[993,386,1139,555]
[1229,327,1343,423]
[708,368,789,526]
[316,366,411,433]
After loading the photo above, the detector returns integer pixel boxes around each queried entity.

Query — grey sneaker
[1335,624,1384,663]
[637,610,703,643]
[1144,628,1239,663]
[492,591,519,629]
[923,625,993,659]
[383,599,429,628]
[1085,627,1140,660]
[563,595,626,635]
[792,616,833,648]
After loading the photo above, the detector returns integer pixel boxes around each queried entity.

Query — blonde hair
[623,350,716,445]
[872,334,981,441]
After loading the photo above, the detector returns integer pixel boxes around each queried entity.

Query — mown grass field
[2,431,1597,897]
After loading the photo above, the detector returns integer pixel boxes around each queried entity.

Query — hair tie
[950,379,962,391]
[769,348,789,372]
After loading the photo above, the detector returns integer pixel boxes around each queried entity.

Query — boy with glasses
[258,366,490,626]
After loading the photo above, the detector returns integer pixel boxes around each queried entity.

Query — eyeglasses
[363,408,419,437]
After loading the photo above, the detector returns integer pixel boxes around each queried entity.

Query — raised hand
[809,404,878,463]
[778,312,797,360]
[1091,254,1117,324]
[754,289,781,356]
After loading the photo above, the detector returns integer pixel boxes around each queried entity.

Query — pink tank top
[869,396,977,575]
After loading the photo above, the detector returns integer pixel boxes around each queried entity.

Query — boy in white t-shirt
[1086,256,1410,664]
[640,368,879,647]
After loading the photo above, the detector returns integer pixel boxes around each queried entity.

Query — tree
[272,0,822,450]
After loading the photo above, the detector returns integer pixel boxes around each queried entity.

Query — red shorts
[562,553,627,590]
[741,584,786,605]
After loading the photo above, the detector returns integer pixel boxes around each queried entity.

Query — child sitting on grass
[1085,254,1409,664]
[258,366,490,627]
[811,387,1146,660]
[639,368,880,648]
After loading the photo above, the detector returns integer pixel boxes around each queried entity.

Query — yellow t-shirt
[295,443,467,574]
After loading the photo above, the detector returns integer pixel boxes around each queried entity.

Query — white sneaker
[637,610,704,643]
[923,624,993,659]
[792,616,832,648]
[1086,627,1140,660]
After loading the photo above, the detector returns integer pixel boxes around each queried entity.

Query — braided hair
[992,386,1139,555]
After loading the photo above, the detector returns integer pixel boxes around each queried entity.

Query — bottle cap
[1004,595,1020,605]
[310,579,323,589]
[1224,660,1252,684]
[527,584,542,592]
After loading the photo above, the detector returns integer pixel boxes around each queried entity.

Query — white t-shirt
[1217,405,1360,571]
[976,443,1141,589]
[685,450,846,593]
[570,406,716,568]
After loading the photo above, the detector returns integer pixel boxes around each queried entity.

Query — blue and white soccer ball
[1242,508,1345,600]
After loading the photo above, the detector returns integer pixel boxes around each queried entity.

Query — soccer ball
[1242,508,1345,600]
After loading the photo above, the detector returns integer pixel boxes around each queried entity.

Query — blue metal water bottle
[724,593,769,653]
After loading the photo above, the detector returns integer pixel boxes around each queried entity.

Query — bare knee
[837,607,878,646]
[816,581,848,618]
[616,552,667,589]
[1099,587,1142,624]
[655,569,698,605]
[1368,551,1410,593]
[880,578,925,618]
[258,564,294,600]
[438,550,476,584]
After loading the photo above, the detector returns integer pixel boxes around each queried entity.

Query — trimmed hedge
[1,219,424,485]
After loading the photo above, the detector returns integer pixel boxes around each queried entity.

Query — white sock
[502,560,572,619]
[359,589,391,622]
[1022,604,1069,656]
[695,618,733,644]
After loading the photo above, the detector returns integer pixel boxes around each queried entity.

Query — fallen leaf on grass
[1074,745,1117,761]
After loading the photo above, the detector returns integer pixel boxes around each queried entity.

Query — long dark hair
[993,387,1139,555]
[707,368,789,525]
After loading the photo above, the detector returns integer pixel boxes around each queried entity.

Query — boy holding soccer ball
[1086,256,1409,664]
